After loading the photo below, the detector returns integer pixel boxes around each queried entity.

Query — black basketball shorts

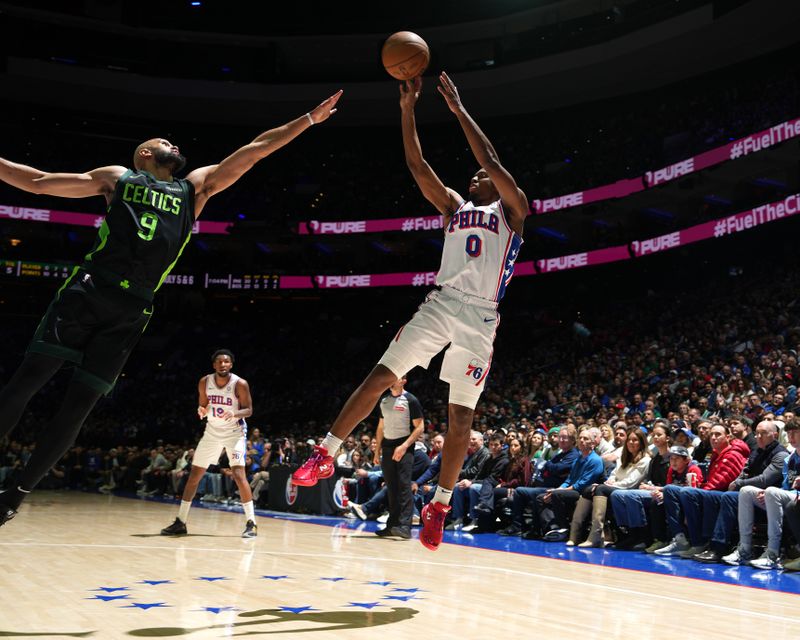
[27,268,153,394]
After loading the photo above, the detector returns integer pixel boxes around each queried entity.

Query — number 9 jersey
[436,199,523,303]
[80,169,195,300]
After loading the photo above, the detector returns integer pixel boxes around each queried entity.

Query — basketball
[381,31,430,81]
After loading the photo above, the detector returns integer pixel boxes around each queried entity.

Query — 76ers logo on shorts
[285,477,298,506]
[465,358,484,380]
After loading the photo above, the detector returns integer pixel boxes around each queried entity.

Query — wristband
[305,112,314,126]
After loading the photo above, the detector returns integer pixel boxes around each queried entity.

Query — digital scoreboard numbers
[1,261,279,291]
[203,274,280,290]
[1,260,71,279]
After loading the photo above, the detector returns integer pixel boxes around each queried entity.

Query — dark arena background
[0,1,799,638]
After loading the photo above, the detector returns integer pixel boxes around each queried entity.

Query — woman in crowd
[568,427,651,547]
[609,422,672,549]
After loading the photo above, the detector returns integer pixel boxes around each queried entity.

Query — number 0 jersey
[80,169,195,299]
[436,199,523,302]
[204,373,247,438]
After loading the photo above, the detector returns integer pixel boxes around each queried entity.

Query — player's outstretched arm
[0,158,125,199]
[399,78,462,218]
[437,72,529,235]
[187,90,343,218]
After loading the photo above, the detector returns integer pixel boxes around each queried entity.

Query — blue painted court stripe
[124,493,800,595]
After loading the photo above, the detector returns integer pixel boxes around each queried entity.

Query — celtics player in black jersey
[0,89,342,528]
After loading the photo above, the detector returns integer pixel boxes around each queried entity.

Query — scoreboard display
[2,260,72,279]
[1,260,280,291]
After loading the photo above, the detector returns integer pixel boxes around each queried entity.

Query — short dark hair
[785,418,799,433]
[211,349,235,363]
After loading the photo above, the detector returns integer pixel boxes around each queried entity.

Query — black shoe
[543,528,568,542]
[160,518,187,536]
[473,504,492,515]
[523,529,543,540]
[498,525,522,536]
[375,527,394,537]
[693,549,722,564]
[0,505,17,528]
[242,520,257,538]
[390,526,411,539]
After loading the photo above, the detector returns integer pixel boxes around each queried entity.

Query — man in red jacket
[655,423,749,557]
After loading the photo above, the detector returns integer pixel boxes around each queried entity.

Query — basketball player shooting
[293,72,528,551]
[161,349,256,538]
[0,90,342,528]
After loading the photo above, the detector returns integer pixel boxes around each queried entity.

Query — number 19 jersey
[436,199,523,302]
[205,373,247,438]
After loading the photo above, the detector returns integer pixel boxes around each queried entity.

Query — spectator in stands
[536,428,605,541]
[610,421,673,550]
[568,427,650,547]
[729,415,757,452]
[448,433,509,531]
[687,417,787,563]
[655,423,749,557]
[498,424,579,538]
[724,418,800,568]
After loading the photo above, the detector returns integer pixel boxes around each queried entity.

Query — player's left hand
[437,71,463,114]
[399,77,422,110]
[309,90,343,124]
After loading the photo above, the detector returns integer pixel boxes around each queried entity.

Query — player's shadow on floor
[128,606,418,636]
[349,533,417,542]
[130,533,237,538]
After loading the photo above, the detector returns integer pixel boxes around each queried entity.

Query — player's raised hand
[309,90,343,124]
[437,71,463,114]
[399,77,422,110]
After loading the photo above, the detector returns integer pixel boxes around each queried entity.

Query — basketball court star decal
[138,580,173,586]
[91,587,130,592]
[261,575,290,580]
[87,594,130,601]
[319,576,347,582]
[124,602,170,610]
[382,594,420,601]
[366,580,393,586]
[346,602,384,609]
[278,605,319,614]
[195,576,229,582]
[195,606,242,614]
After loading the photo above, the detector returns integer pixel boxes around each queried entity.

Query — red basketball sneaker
[291,446,334,487]
[420,501,451,551]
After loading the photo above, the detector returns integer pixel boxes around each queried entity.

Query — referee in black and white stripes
[374,375,425,539]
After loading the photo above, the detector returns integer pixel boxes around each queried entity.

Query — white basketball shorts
[193,429,247,468]
[378,285,499,409]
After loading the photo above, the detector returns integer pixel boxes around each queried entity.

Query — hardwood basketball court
[0,492,797,639]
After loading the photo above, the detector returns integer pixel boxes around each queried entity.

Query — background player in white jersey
[293,72,529,551]
[161,349,256,538]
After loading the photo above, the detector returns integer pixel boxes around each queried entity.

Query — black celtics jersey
[80,169,195,299]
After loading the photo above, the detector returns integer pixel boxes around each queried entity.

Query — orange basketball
[381,31,430,81]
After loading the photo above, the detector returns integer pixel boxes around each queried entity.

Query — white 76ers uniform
[379,199,522,408]
[193,373,248,468]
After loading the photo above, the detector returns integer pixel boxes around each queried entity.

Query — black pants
[381,438,413,528]
[539,488,581,531]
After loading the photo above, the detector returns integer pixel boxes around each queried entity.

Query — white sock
[243,501,255,522]
[177,500,192,523]
[433,486,453,506]
[320,433,343,455]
